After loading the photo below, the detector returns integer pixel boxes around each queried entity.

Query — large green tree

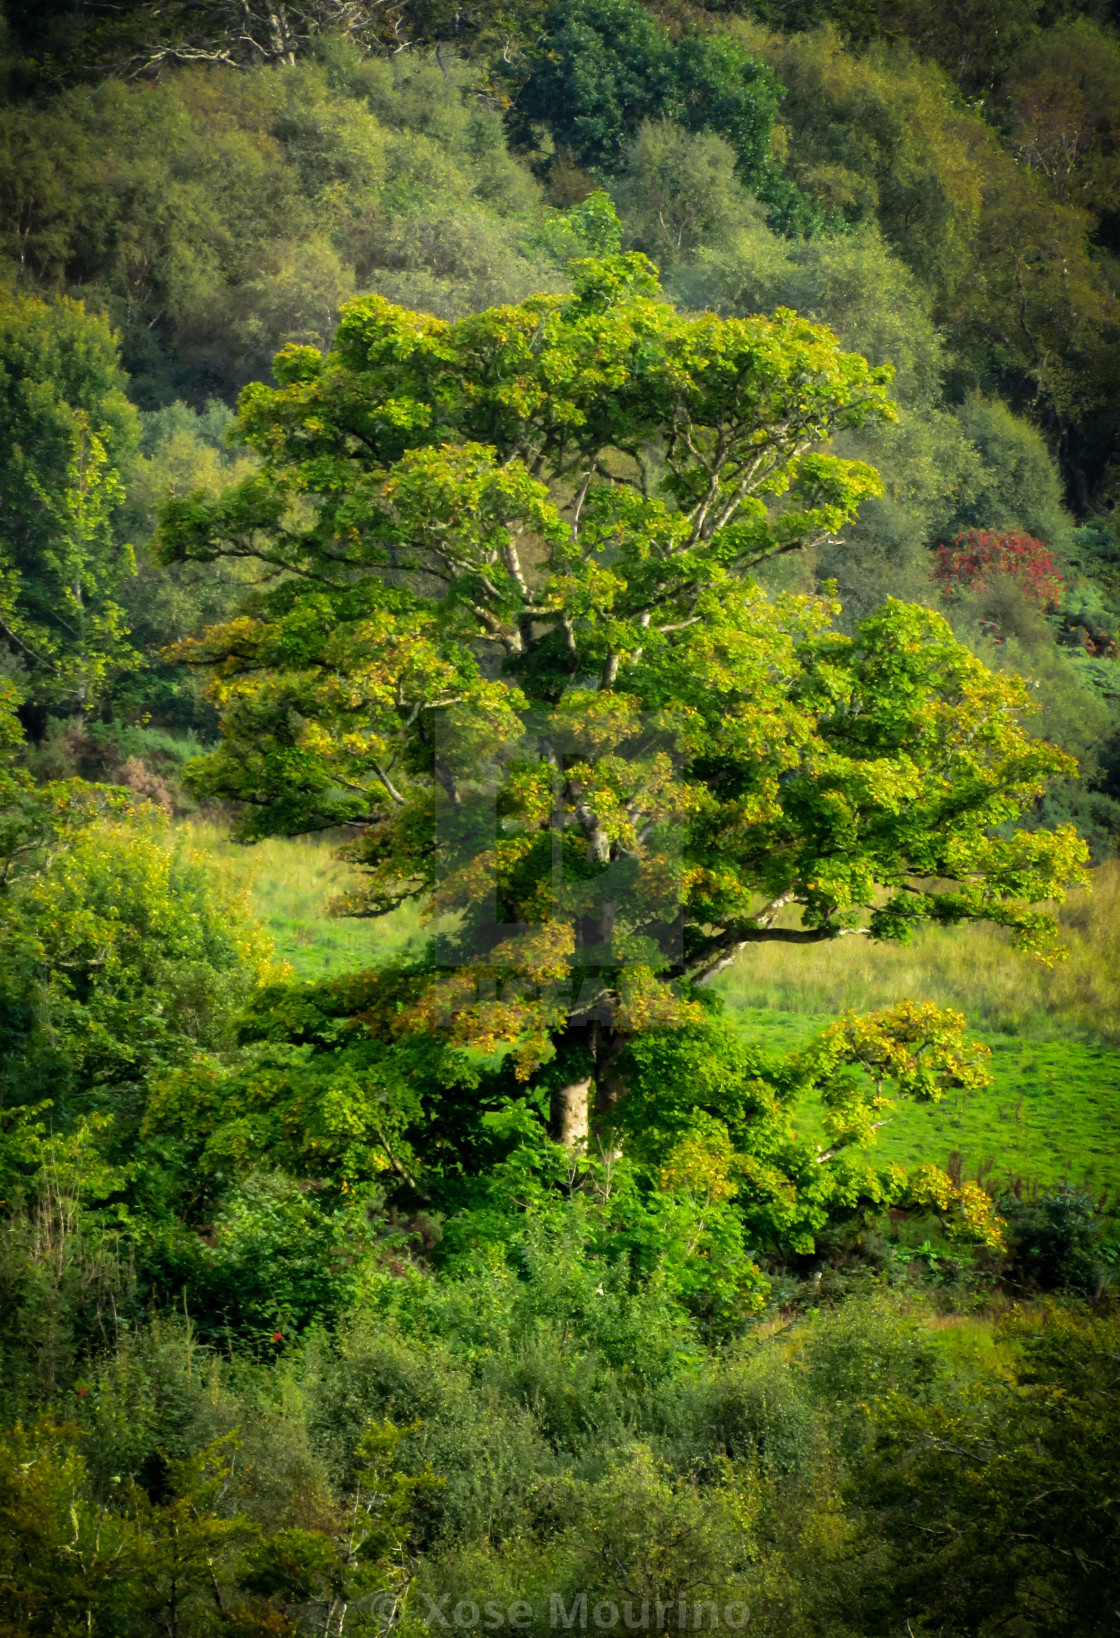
[162,255,1086,1144]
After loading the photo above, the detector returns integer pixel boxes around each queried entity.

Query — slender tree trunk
[549,1023,629,1151]
[590,1022,628,1151]
[550,1075,590,1148]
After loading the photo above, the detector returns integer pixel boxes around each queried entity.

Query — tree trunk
[590,1022,628,1153]
[548,1023,631,1151]
[550,1075,590,1148]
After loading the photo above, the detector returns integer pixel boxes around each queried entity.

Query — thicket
[3,1288,1119,1637]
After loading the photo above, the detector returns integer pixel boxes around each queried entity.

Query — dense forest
[1,3,1119,1634]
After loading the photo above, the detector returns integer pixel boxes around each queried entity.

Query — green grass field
[728,1008,1120,1203]
[713,865,1120,1046]
[711,872,1120,1199]
[187,825,1120,1199]
[188,824,430,977]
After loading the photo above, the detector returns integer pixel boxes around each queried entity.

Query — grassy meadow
[713,873,1120,1200]
[734,1010,1120,1202]
[715,864,1120,1044]
[188,825,1120,1202]
[187,823,430,977]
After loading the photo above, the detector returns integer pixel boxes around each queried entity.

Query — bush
[998,1186,1105,1294]
[0,817,275,1117]
[934,530,1065,609]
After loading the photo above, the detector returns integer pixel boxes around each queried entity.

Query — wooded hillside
[1,6,1118,1635]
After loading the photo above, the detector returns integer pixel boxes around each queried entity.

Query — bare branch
[371,762,407,807]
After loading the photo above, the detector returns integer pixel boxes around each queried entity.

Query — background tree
[0,288,137,723]
[1003,18,1120,212]
[507,0,823,232]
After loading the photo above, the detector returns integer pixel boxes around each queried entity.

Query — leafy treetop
[507,0,824,232]
[161,256,1086,1138]
[0,289,138,717]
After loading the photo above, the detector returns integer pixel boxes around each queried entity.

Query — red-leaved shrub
[932,530,1063,609]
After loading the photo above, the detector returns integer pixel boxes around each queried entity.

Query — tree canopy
[508,0,823,232]
[162,256,1087,1142]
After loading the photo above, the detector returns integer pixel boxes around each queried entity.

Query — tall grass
[716,863,1120,1043]
[185,824,430,978]
[188,823,1120,1042]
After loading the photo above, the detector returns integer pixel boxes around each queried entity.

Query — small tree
[0,289,138,718]
[162,255,1086,1147]
[3,416,136,710]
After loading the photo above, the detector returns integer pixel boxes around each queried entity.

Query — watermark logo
[409,1593,748,1630]
[432,706,687,973]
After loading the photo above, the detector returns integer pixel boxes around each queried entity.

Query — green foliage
[0,1415,139,1635]
[612,123,762,269]
[678,217,945,410]
[5,417,135,708]
[0,1108,135,1409]
[0,18,1117,1631]
[0,678,127,891]
[150,260,1091,1214]
[757,23,1120,492]
[111,401,261,732]
[175,1170,399,1339]
[760,28,990,296]
[507,0,686,172]
[0,287,138,714]
[759,0,1102,95]
[0,53,554,407]
[854,1305,1120,1637]
[509,0,822,232]
[7,1284,1116,1638]
[0,811,275,1117]
[548,1443,756,1614]
[24,717,208,814]
[618,1001,1004,1259]
[796,1024,1120,1201]
[0,1408,437,1638]
[1002,18,1120,212]
[941,395,1076,550]
[144,968,469,1196]
[529,189,624,266]
[138,966,1010,1341]
[998,1184,1104,1293]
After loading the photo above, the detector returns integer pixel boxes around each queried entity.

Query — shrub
[933,529,1064,609]
[997,1185,1104,1294]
